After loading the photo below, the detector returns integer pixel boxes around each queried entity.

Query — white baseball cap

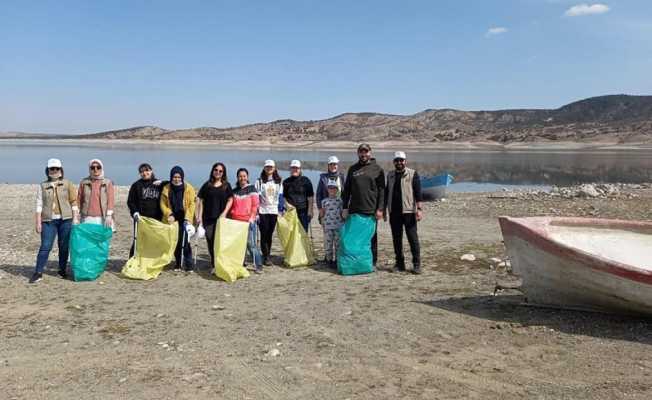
[290,160,301,168]
[393,151,407,160]
[264,159,276,167]
[47,158,62,168]
[327,156,339,164]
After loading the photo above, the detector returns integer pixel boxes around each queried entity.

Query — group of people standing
[30,144,424,283]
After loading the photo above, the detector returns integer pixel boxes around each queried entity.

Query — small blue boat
[421,173,454,199]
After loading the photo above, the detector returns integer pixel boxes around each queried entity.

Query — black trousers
[389,213,420,267]
[258,214,277,258]
[174,220,192,270]
[204,221,217,268]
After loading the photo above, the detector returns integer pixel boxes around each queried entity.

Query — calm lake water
[2,141,652,192]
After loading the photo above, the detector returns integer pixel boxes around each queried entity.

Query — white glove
[132,212,140,222]
[196,225,206,239]
[185,224,196,238]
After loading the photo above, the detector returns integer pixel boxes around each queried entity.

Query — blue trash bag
[70,223,113,281]
[337,214,376,275]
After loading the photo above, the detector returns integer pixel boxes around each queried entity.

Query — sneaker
[329,261,337,269]
[58,270,68,279]
[29,272,43,284]
[174,267,181,272]
[412,266,422,275]
[393,263,406,273]
[263,257,272,266]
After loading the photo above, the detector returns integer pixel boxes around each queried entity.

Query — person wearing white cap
[316,155,346,222]
[30,158,79,283]
[255,159,284,265]
[282,160,314,232]
[384,151,423,274]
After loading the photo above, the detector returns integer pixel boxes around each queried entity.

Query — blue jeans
[35,219,72,274]
[247,222,262,268]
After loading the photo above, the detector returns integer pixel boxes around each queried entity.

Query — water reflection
[0,141,650,189]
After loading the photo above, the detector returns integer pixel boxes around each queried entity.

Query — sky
[1,0,651,133]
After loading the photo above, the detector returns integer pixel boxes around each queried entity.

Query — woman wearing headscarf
[160,166,196,271]
[29,158,79,284]
[77,159,116,229]
[196,162,233,270]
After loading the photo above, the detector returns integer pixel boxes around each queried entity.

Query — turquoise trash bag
[70,223,113,281]
[337,214,376,275]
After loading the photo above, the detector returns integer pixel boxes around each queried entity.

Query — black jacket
[127,179,164,220]
[342,158,385,215]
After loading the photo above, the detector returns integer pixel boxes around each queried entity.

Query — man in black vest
[384,151,423,274]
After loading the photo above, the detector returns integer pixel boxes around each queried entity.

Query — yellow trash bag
[277,208,315,268]
[122,217,178,280]
[214,217,250,283]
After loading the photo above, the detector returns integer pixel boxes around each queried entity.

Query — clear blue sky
[1,0,651,133]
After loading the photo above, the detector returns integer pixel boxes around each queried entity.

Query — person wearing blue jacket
[316,156,346,217]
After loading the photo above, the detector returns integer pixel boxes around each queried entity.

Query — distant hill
[5,95,652,143]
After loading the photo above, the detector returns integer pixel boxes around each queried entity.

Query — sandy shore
[2,184,652,399]
[3,138,652,152]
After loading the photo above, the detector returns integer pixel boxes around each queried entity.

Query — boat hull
[421,173,453,200]
[499,217,652,316]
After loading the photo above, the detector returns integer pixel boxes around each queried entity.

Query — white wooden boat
[499,216,652,316]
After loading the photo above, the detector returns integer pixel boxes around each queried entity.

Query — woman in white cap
[282,160,314,232]
[316,155,345,225]
[255,160,284,265]
[77,159,116,229]
[30,158,79,283]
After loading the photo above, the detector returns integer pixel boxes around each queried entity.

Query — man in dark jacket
[316,155,346,214]
[384,151,423,274]
[127,163,164,257]
[341,143,385,266]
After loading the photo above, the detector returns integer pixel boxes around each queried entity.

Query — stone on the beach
[489,257,502,265]
[460,254,476,262]
[266,348,281,357]
[212,305,225,310]
[578,184,600,198]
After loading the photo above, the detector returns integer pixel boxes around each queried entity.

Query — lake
[1,141,652,192]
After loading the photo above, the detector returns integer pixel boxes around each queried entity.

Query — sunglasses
[139,168,151,173]
[393,159,406,162]
[48,167,61,171]
[90,165,102,170]
[213,168,224,173]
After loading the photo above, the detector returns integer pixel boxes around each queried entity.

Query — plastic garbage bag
[70,222,113,281]
[337,214,376,275]
[122,217,178,280]
[276,208,315,268]
[214,217,250,283]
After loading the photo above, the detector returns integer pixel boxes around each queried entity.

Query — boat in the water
[421,173,453,200]
[498,216,652,316]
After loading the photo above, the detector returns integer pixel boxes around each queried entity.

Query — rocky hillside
[7,94,652,143]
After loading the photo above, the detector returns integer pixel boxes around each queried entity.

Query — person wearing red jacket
[230,168,263,273]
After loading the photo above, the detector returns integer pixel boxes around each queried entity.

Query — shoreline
[3,137,652,152]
